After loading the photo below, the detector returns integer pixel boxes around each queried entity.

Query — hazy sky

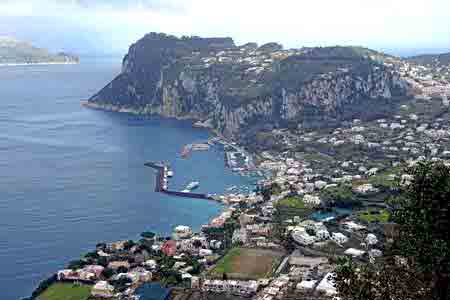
[0,0,449,56]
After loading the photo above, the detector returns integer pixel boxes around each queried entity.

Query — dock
[144,162,216,201]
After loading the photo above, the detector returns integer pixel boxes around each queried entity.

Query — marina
[144,162,217,201]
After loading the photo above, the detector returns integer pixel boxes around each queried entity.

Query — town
[31,48,450,300]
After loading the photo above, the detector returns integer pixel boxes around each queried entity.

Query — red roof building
[161,240,177,257]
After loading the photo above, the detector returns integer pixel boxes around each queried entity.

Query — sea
[0,57,255,300]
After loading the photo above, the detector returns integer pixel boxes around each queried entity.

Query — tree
[67,259,87,270]
[334,161,449,300]
[192,239,203,248]
[335,256,430,300]
[141,231,156,239]
[390,162,449,300]
[101,267,115,279]
[97,256,108,267]
[123,240,135,250]
[84,251,99,260]
[222,272,228,280]
[262,182,282,201]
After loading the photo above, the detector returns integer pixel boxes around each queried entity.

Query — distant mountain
[407,52,450,66]
[0,37,79,65]
[406,52,450,81]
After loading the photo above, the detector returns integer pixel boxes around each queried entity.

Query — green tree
[84,251,99,260]
[334,161,449,300]
[391,162,449,299]
[222,272,228,280]
[141,231,156,239]
[67,259,87,270]
[123,240,135,250]
[101,267,115,279]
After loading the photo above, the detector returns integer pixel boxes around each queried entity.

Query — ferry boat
[186,181,200,190]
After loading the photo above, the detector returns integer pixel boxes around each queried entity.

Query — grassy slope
[38,283,92,300]
[212,247,242,274]
[276,196,305,209]
[358,208,390,223]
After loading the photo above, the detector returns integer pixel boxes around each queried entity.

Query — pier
[144,162,216,201]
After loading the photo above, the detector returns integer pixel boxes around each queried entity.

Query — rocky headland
[86,33,412,145]
[0,36,79,65]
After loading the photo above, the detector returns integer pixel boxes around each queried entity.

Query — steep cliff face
[89,33,410,140]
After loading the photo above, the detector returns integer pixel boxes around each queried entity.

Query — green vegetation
[357,208,390,223]
[67,259,88,270]
[38,283,91,300]
[276,47,381,90]
[367,166,403,189]
[301,152,334,163]
[261,182,282,200]
[320,184,359,207]
[141,231,156,239]
[335,161,450,300]
[276,196,305,209]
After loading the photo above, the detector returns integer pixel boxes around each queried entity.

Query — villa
[202,279,259,296]
[173,225,193,240]
[331,232,349,244]
[91,281,115,298]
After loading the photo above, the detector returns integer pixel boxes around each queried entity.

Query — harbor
[180,136,255,172]
[144,162,217,201]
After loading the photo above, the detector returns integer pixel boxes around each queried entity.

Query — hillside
[406,52,450,81]
[0,37,79,65]
[407,52,450,66]
[87,33,410,141]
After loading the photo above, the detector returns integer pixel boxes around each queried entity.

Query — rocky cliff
[88,33,410,140]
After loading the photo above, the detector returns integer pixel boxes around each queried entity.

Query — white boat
[181,189,190,193]
[186,181,200,190]
[167,170,174,177]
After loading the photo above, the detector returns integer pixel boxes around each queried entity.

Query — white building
[331,232,349,244]
[292,230,316,245]
[316,273,337,296]
[369,249,383,260]
[91,281,115,298]
[202,280,259,296]
[199,249,213,257]
[365,233,378,245]
[316,229,330,240]
[344,248,366,257]
[297,279,317,290]
[343,221,366,231]
[173,225,192,239]
[303,194,321,206]
[143,259,157,270]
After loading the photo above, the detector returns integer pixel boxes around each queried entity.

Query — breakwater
[144,162,217,201]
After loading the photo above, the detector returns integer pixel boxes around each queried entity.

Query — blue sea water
[0,57,254,299]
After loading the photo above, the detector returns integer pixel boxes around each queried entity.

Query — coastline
[28,102,260,300]
[0,61,79,67]
[81,100,225,138]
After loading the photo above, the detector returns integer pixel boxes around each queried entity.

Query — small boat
[167,170,174,177]
[181,144,192,158]
[181,189,190,193]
